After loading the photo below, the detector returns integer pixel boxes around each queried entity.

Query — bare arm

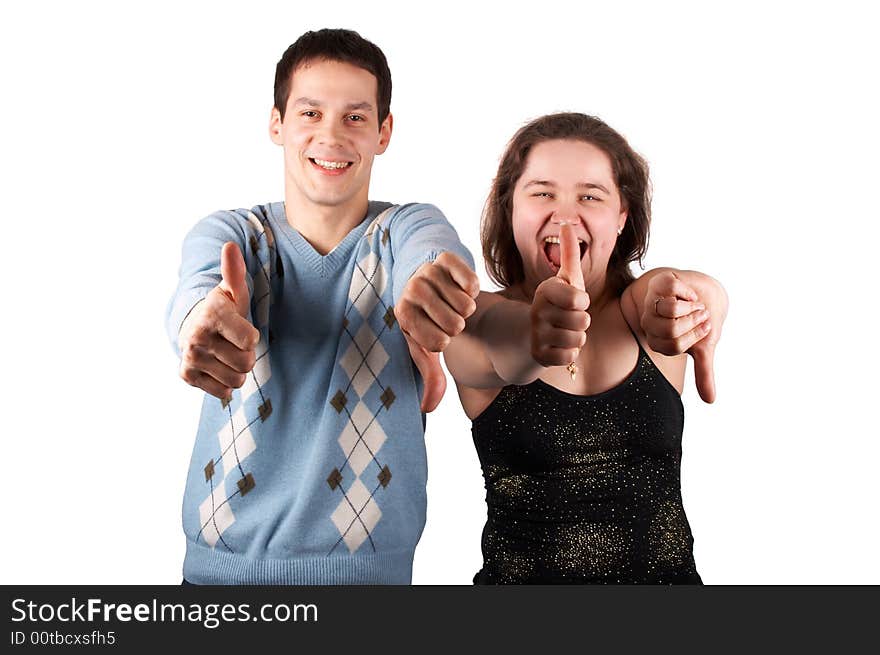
[443,292,546,389]
[445,224,591,389]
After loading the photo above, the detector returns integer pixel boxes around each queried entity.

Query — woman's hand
[641,270,728,403]
[530,223,591,367]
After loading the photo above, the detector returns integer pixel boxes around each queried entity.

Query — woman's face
[511,138,627,297]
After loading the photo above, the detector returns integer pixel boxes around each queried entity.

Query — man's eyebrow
[292,97,322,107]
[345,101,374,112]
[290,97,375,113]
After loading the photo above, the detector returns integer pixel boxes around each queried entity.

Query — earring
[617,226,623,235]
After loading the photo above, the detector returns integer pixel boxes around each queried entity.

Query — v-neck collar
[267,201,385,277]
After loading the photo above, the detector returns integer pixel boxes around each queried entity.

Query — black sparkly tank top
[471,327,701,585]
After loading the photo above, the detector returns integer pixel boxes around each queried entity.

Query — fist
[530,277,591,367]
[530,221,590,367]
[396,251,480,413]
[641,271,710,356]
[396,251,480,352]
[641,270,727,403]
[178,242,261,400]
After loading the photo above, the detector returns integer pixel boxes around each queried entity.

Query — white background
[2,1,877,584]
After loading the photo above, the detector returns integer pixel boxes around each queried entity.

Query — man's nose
[316,120,344,146]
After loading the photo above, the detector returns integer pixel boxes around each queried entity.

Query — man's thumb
[692,342,717,404]
[219,242,250,317]
[556,222,585,290]
[405,337,447,413]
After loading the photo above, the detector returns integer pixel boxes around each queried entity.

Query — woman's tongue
[546,242,561,268]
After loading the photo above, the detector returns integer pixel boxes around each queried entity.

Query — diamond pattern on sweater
[340,323,389,397]
[330,478,382,554]
[328,206,398,555]
[338,401,388,476]
[195,212,278,552]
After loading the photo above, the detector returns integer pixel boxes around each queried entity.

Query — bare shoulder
[619,287,687,395]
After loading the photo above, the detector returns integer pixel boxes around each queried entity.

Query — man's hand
[178,242,261,400]
[530,222,591,367]
[640,270,727,403]
[396,252,480,412]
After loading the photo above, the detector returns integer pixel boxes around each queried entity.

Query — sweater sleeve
[388,203,476,303]
[165,210,256,358]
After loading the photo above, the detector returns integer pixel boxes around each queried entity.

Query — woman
[443,113,728,584]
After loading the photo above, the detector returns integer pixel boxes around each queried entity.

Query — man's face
[270,59,392,212]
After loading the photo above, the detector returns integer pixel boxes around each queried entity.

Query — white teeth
[544,236,585,245]
[312,158,351,169]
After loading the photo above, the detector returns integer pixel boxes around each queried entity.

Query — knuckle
[247,330,260,349]
[190,322,213,343]
[430,335,450,351]
[180,340,198,361]
[180,367,198,385]
[395,303,414,328]
[424,264,443,283]
[405,276,426,295]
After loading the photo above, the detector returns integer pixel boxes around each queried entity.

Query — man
[167,29,479,584]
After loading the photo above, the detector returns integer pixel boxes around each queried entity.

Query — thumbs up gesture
[530,222,591,367]
[178,242,261,400]
[639,270,728,403]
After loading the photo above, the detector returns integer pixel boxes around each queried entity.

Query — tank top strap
[620,302,648,358]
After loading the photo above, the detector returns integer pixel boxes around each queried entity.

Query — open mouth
[308,157,353,172]
[542,235,587,272]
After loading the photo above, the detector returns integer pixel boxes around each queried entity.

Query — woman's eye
[533,192,552,198]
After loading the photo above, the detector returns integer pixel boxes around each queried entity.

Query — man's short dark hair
[274,28,392,126]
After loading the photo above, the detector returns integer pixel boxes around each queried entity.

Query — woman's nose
[550,210,579,225]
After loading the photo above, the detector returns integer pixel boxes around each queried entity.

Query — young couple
[167,28,728,586]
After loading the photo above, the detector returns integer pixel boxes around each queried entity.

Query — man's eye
[302,110,318,118]
[581,195,598,201]
[348,114,365,122]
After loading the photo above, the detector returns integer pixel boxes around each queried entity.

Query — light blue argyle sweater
[166,201,474,584]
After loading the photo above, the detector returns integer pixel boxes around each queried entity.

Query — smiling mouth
[309,157,353,170]
[543,235,587,270]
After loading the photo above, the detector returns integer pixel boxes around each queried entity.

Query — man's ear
[376,112,393,154]
[269,107,284,146]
